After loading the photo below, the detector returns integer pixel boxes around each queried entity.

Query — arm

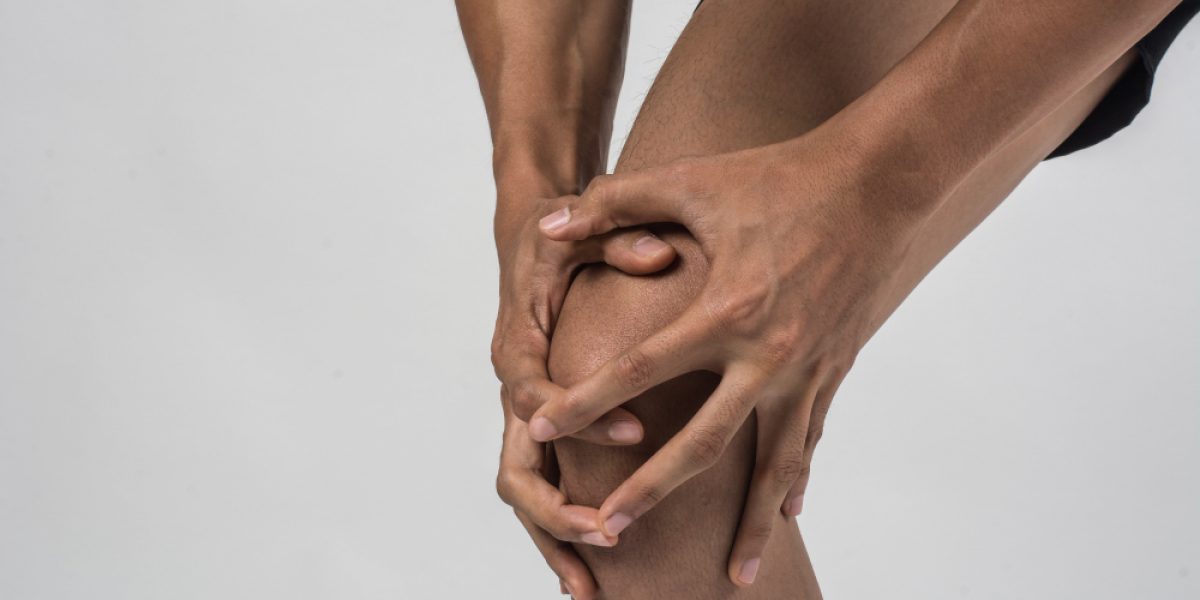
[525,0,1177,586]
[455,0,629,201]
[831,0,1182,215]
[455,3,677,597]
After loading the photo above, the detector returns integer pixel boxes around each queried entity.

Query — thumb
[539,167,691,241]
[590,228,676,275]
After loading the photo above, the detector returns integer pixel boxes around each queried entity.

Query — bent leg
[551,227,816,599]
[546,0,1136,598]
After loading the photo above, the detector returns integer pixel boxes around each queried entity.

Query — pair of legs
[546,0,1136,597]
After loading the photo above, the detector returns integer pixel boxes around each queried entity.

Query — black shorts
[1048,0,1199,159]
[692,0,1199,160]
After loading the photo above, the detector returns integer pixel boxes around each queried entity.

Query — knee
[545,227,715,507]
[547,226,706,387]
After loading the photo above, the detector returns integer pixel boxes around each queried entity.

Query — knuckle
[489,329,544,377]
[769,453,808,486]
[685,424,730,468]
[759,326,802,370]
[740,521,774,544]
[795,464,813,485]
[489,338,504,372]
[557,389,587,419]
[614,349,655,392]
[490,334,521,377]
[629,482,665,508]
[807,422,826,445]
[510,382,541,420]
[495,470,516,506]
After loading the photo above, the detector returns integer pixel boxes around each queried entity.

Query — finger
[782,456,814,517]
[527,302,719,442]
[727,383,820,587]
[499,392,618,546]
[573,228,676,275]
[781,417,822,518]
[489,241,575,421]
[514,510,599,600]
[538,166,696,241]
[493,333,575,426]
[596,366,763,537]
[497,464,614,546]
[492,325,559,422]
[506,374,566,423]
[498,329,647,444]
[781,371,846,517]
[567,406,645,446]
[501,349,645,445]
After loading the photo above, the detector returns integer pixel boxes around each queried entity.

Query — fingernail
[738,558,761,584]
[529,417,557,441]
[539,207,571,231]
[784,495,804,517]
[632,235,669,257]
[581,531,614,547]
[604,512,633,537]
[563,580,575,597]
[560,581,568,595]
[608,421,641,443]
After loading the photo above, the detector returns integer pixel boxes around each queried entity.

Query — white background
[1,1,1197,598]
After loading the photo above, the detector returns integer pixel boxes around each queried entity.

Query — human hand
[492,180,678,444]
[495,387,607,600]
[490,179,678,596]
[523,136,933,585]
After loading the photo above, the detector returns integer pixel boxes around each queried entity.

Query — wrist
[773,120,944,238]
[492,111,611,195]
[491,117,612,252]
[835,93,977,207]
[491,166,582,257]
[491,159,586,243]
[493,152,590,200]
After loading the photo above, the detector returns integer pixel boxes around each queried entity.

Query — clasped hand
[508,136,933,584]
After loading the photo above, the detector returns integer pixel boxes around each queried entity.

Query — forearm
[874,51,1138,338]
[454,0,631,199]
[820,0,1180,212]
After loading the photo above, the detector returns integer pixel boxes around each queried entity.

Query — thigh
[550,228,816,599]
[616,0,959,171]
[548,2,962,598]
[546,0,1135,597]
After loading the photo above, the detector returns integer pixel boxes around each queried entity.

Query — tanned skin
[459,0,1170,597]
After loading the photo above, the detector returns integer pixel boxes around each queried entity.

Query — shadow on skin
[548,226,821,600]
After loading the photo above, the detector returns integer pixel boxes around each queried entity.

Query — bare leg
[547,0,1135,598]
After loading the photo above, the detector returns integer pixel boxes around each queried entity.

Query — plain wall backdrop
[1,1,1197,598]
